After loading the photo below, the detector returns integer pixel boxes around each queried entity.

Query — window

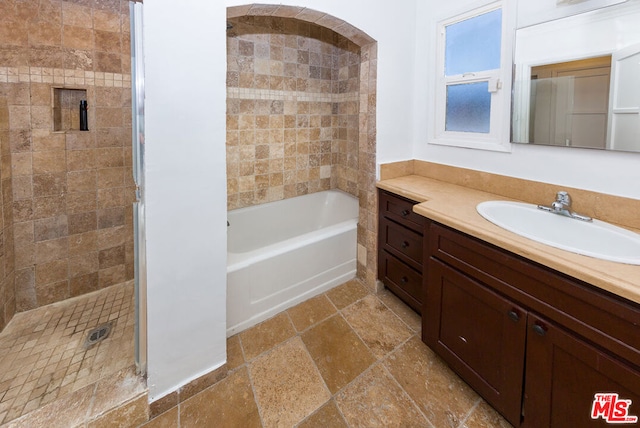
[433,3,510,151]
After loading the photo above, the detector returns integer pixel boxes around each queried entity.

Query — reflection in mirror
[512,1,640,152]
[529,56,611,149]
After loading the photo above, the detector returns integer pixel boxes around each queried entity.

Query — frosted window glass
[445,9,502,76]
[446,82,491,133]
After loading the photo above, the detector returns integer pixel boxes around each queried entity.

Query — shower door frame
[130,1,147,376]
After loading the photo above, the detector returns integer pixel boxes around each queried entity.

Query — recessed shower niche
[53,87,88,132]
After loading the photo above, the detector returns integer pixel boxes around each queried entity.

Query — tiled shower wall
[226,16,361,209]
[227,5,379,292]
[1,94,16,332]
[0,0,135,321]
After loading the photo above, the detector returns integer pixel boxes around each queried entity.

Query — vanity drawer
[380,217,423,271]
[379,250,422,313]
[379,190,425,233]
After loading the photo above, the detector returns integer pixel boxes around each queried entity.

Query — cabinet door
[424,259,527,426]
[523,314,640,427]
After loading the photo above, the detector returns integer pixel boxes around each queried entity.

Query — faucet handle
[556,191,571,206]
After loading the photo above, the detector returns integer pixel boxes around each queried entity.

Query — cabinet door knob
[401,241,409,249]
[507,310,520,322]
[401,209,410,217]
[400,276,408,284]
[532,323,547,336]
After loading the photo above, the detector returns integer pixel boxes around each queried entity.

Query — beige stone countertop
[377,175,640,305]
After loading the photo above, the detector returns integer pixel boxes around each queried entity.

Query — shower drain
[84,322,112,348]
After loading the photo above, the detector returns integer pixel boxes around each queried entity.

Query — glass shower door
[130,1,147,376]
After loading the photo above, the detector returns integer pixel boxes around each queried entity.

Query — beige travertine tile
[226,335,245,371]
[2,383,95,428]
[148,392,177,421]
[249,337,330,428]
[301,315,375,394]
[462,400,514,428]
[298,400,348,428]
[224,15,370,230]
[385,336,480,428]
[239,312,296,361]
[2,0,135,321]
[178,365,227,403]
[0,281,136,426]
[180,368,260,428]
[93,11,121,33]
[89,366,146,419]
[325,279,368,310]
[335,364,431,428]
[87,393,148,428]
[140,406,178,428]
[286,294,336,332]
[377,288,422,333]
[342,295,413,359]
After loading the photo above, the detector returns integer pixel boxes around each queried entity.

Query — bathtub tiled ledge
[377,160,640,305]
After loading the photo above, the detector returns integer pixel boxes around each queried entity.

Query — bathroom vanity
[376,173,640,427]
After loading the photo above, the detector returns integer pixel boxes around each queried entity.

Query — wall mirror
[511,1,640,152]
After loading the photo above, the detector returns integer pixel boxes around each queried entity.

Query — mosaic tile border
[227,87,358,103]
[0,67,132,88]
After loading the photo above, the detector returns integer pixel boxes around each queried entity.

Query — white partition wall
[143,1,228,400]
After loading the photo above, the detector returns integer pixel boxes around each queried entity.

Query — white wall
[143,1,228,400]
[413,0,640,199]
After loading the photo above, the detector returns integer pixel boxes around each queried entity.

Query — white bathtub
[227,190,358,336]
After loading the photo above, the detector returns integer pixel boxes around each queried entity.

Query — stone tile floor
[144,279,513,428]
[0,281,145,427]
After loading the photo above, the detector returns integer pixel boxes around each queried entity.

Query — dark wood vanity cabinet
[523,313,640,427]
[423,221,640,427]
[378,190,426,313]
[427,259,527,424]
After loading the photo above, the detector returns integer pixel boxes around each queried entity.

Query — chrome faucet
[538,191,592,222]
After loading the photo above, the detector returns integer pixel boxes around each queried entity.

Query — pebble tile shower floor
[0,281,138,426]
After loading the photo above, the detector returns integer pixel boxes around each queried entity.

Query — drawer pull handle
[401,209,410,217]
[532,323,547,336]
[401,241,409,249]
[507,310,520,322]
[400,276,408,284]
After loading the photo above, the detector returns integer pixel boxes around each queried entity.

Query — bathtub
[227,190,358,336]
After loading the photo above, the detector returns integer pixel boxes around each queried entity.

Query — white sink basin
[476,201,640,265]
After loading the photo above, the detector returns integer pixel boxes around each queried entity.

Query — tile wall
[0,0,135,325]
[226,5,379,291]
[1,92,16,332]
[226,16,360,209]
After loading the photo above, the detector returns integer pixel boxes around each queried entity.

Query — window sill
[429,137,512,153]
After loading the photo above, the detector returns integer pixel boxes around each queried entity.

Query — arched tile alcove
[226,4,379,290]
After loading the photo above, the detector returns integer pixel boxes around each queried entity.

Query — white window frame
[431,1,512,152]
